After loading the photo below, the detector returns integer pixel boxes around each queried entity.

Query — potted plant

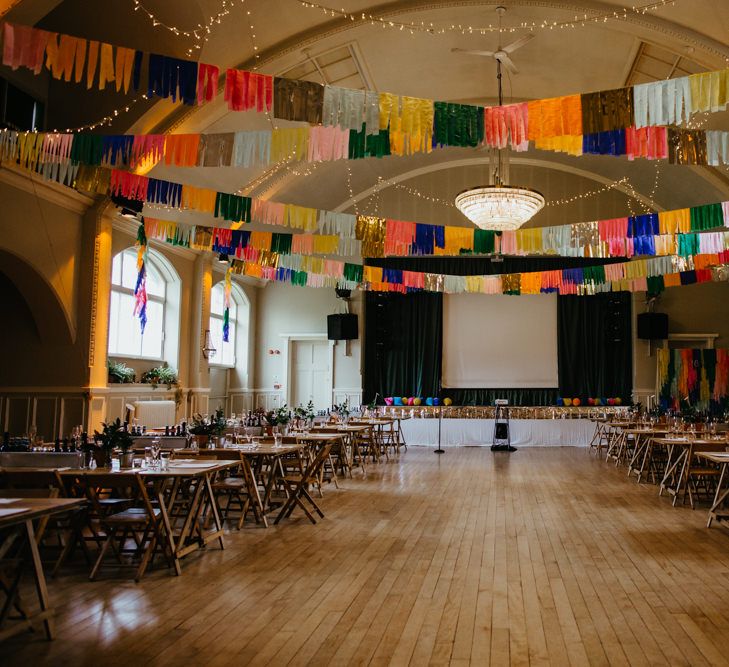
[333,399,350,424]
[264,404,292,436]
[293,400,315,429]
[141,364,178,390]
[93,418,135,468]
[189,408,226,448]
[107,360,135,384]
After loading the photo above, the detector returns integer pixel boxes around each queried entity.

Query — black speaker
[327,313,358,340]
[637,312,668,340]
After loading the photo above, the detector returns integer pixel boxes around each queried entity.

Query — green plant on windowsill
[141,364,178,389]
[107,360,135,384]
[189,408,226,437]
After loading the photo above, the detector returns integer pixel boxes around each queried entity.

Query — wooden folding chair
[83,473,171,582]
[274,443,334,525]
[209,451,267,529]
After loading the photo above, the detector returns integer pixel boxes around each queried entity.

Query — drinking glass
[273,432,282,447]
[111,456,121,472]
[144,446,153,469]
[160,452,170,471]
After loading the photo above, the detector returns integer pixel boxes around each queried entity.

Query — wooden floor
[5,446,729,666]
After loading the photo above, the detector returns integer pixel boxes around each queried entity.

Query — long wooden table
[655,437,728,508]
[695,451,729,527]
[626,428,670,482]
[54,462,238,575]
[0,497,85,642]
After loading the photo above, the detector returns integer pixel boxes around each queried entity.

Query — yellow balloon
[443,398,453,406]
[563,398,572,407]
[413,398,422,406]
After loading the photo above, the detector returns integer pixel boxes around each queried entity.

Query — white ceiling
[18,0,729,235]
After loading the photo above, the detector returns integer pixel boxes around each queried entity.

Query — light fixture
[454,6,544,231]
[217,253,229,263]
[455,185,545,231]
[202,330,217,360]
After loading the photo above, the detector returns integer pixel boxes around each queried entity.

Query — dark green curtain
[558,292,632,400]
[364,256,632,405]
[363,291,442,402]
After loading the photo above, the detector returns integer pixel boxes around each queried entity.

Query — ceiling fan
[451,5,534,75]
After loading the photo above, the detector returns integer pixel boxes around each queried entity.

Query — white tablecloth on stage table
[400,418,595,447]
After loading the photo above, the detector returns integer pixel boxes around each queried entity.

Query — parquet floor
[4,446,729,666]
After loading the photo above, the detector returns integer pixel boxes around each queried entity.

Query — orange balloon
[572,398,581,407]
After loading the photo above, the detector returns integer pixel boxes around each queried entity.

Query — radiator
[133,401,176,428]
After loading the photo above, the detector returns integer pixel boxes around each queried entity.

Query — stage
[400,417,597,448]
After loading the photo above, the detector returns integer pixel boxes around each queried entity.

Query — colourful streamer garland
[656,348,729,411]
[134,222,148,333]
[4,20,729,162]
[223,266,232,343]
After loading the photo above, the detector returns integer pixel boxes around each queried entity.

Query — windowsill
[109,354,165,364]
[209,363,236,370]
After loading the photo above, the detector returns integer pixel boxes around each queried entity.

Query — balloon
[433,398,440,406]
[556,397,563,406]
[615,397,622,405]
[587,398,595,406]
[563,398,572,406]
[443,397,453,406]
[425,397,434,406]
[407,397,414,406]
[607,398,615,406]
[413,397,422,406]
[572,398,581,407]
[601,398,607,406]
[393,397,403,406]
[384,397,394,406]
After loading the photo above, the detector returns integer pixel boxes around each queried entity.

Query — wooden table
[0,497,85,642]
[314,425,371,472]
[626,428,670,482]
[57,462,237,575]
[694,451,729,527]
[604,421,637,464]
[655,437,728,508]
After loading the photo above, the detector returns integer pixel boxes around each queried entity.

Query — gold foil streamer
[501,273,521,293]
[356,215,386,258]
[581,87,634,134]
[668,128,707,165]
[273,78,324,125]
[74,165,111,194]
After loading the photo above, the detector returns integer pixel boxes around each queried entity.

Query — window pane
[210,283,224,316]
[141,301,164,358]
[209,314,235,367]
[110,291,142,357]
[111,253,122,286]
[222,322,236,366]
[146,264,166,299]
[121,250,139,290]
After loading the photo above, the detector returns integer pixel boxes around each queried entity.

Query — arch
[332,156,663,213]
[0,248,74,345]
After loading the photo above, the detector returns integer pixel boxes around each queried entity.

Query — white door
[291,340,331,411]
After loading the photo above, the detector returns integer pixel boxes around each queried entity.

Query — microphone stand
[434,380,444,454]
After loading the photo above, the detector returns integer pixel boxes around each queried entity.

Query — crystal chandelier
[455,184,545,231]
[454,8,544,231]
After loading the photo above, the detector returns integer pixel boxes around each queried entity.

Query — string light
[345,163,358,215]
[46,95,147,133]
[131,0,248,56]
[295,0,676,37]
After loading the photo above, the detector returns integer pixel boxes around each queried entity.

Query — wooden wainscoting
[0,389,86,440]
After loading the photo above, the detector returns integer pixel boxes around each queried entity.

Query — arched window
[209,281,249,371]
[108,248,180,363]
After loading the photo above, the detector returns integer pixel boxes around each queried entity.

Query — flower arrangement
[94,418,135,455]
[333,399,350,419]
[265,404,292,426]
[294,400,316,422]
[189,408,226,436]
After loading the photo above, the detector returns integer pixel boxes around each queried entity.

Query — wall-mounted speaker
[637,312,668,340]
[327,313,358,340]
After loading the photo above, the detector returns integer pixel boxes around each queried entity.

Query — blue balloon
[394,397,403,406]
[556,397,564,406]
[433,398,440,406]
[425,397,434,406]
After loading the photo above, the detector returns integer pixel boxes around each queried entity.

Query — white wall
[633,281,729,404]
[253,283,363,409]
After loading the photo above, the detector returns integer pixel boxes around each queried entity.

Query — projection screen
[442,293,559,389]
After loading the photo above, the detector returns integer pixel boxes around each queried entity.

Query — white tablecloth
[400,418,595,447]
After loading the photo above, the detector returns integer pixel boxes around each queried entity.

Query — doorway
[290,339,332,411]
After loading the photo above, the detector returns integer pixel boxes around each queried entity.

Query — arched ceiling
[9,0,729,234]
